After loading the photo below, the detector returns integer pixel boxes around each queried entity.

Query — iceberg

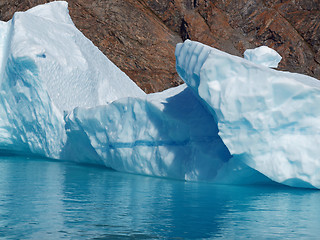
[1,1,241,183]
[176,40,320,188]
[1,1,319,188]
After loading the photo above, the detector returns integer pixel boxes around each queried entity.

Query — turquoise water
[0,156,320,239]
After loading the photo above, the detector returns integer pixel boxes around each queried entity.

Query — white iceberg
[1,1,319,188]
[1,1,241,183]
[176,40,320,188]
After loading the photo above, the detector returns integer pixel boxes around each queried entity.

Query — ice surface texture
[9,1,145,112]
[176,40,320,188]
[0,1,144,158]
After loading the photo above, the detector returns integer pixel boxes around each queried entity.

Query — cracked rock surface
[1,0,319,92]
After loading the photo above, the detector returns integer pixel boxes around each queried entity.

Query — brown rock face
[143,0,320,79]
[1,0,319,93]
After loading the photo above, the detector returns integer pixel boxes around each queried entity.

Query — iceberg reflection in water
[0,156,320,239]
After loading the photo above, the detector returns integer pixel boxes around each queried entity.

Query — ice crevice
[107,137,218,149]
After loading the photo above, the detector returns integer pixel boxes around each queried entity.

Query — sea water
[0,156,320,239]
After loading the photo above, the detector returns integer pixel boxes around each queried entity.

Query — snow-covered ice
[176,40,320,188]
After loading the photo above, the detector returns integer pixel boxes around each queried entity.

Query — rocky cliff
[1,0,319,93]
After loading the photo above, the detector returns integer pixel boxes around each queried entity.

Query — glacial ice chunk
[244,46,282,68]
[176,40,320,188]
[1,2,313,187]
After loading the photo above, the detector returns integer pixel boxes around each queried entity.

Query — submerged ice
[1,1,320,188]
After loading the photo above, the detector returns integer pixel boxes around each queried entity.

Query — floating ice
[176,40,320,188]
[1,2,319,188]
[1,2,240,183]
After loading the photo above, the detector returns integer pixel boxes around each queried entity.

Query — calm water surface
[0,156,319,239]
